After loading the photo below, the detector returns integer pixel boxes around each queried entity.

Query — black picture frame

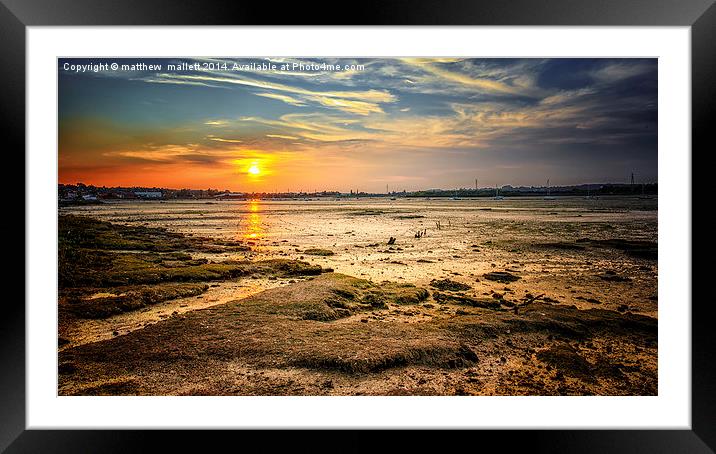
[3,0,711,452]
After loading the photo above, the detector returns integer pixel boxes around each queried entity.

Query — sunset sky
[59,58,657,192]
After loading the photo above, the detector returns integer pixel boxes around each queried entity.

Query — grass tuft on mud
[59,214,250,253]
[303,248,335,256]
[59,214,323,319]
[430,279,471,292]
[61,249,322,288]
[240,274,429,321]
[483,271,521,283]
[62,283,209,319]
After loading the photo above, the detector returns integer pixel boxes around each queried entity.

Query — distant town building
[134,191,163,199]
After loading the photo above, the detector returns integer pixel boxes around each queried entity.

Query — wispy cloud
[266,134,299,140]
[144,72,396,115]
[401,58,525,95]
[140,77,228,89]
[254,92,306,106]
[592,61,654,83]
[207,135,243,143]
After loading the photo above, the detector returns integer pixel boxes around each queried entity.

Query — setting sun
[248,165,260,175]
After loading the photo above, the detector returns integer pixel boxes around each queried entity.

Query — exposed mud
[59,197,658,395]
[59,273,656,396]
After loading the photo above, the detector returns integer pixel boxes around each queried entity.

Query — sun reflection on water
[242,200,264,240]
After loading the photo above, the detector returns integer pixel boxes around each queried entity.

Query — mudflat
[58,196,657,396]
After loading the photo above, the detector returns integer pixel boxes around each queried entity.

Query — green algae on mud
[245,273,429,321]
[59,214,250,253]
[61,251,322,288]
[58,214,324,319]
[62,283,209,319]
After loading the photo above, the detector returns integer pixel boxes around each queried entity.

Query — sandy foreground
[58,197,657,396]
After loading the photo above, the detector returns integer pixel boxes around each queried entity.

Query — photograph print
[57,57,658,396]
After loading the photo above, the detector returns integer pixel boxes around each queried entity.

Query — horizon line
[59,180,659,194]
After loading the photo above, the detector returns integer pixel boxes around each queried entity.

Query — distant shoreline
[59,183,658,203]
[59,193,659,207]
